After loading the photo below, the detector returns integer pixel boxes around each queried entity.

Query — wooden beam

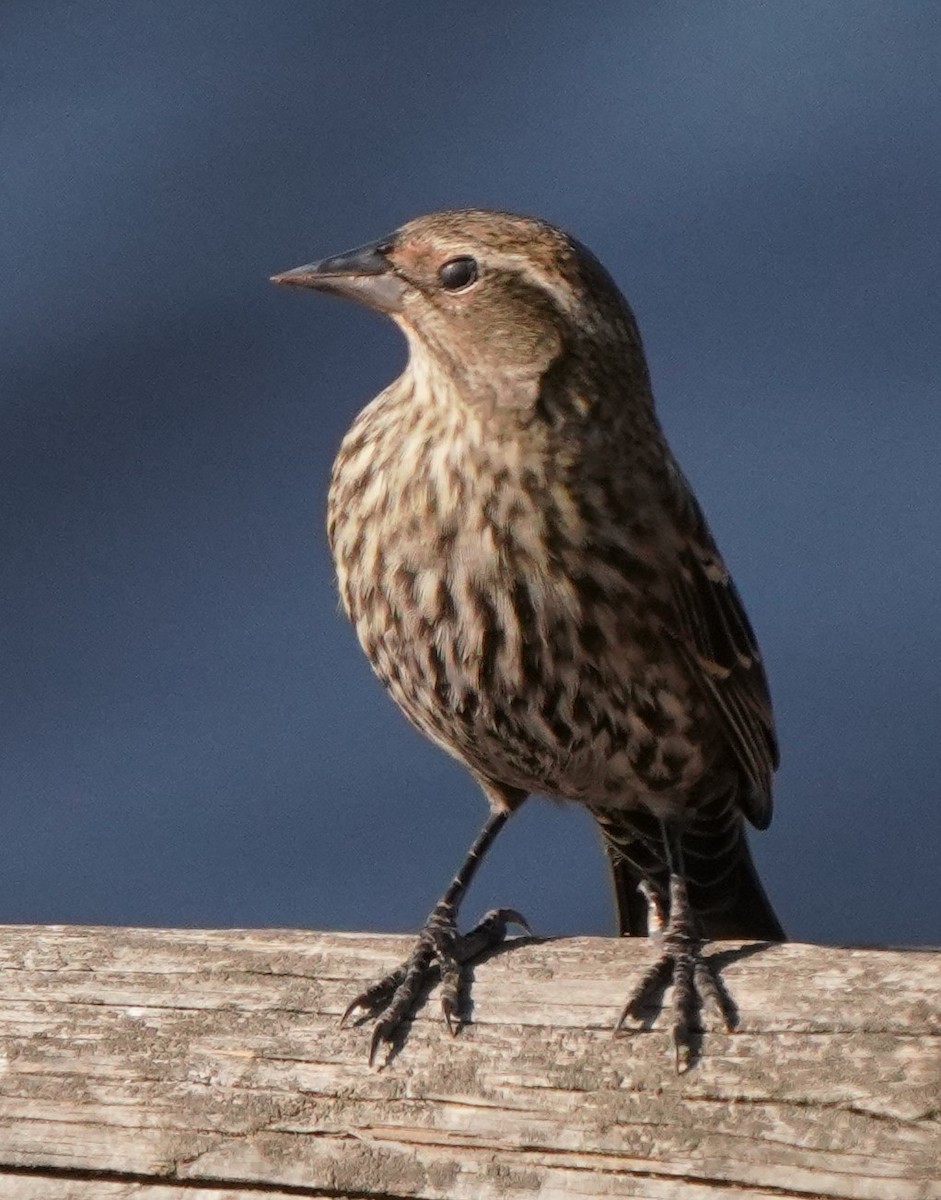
[0,926,938,1198]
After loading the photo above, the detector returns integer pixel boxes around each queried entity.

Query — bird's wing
[663,469,777,828]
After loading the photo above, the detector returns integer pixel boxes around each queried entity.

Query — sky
[2,2,939,948]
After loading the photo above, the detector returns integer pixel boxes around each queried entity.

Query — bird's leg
[341,809,528,1065]
[616,823,736,1071]
[637,878,668,933]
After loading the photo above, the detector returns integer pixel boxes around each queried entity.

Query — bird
[272,208,785,1069]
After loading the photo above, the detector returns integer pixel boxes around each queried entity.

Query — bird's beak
[270,239,406,313]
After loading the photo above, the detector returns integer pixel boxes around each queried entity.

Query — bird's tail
[592,785,785,942]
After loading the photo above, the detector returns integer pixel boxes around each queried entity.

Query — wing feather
[665,474,777,828]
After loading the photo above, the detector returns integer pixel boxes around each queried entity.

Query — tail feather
[592,783,786,943]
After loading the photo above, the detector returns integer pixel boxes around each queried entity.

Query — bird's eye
[438,256,478,291]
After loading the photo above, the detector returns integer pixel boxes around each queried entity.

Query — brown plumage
[273,208,784,1068]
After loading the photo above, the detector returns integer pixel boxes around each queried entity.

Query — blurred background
[2,2,939,947]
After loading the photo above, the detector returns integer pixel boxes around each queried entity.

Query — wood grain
[0,926,938,1198]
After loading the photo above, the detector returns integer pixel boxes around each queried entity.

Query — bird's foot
[341,904,530,1066]
[615,927,738,1072]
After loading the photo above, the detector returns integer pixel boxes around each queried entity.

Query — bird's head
[272,209,651,418]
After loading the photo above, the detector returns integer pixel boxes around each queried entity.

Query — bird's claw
[339,965,405,1028]
[343,904,530,1064]
[615,931,736,1072]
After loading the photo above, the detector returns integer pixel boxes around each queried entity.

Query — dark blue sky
[3,3,939,946]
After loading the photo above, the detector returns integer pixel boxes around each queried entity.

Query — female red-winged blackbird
[273,209,784,1069]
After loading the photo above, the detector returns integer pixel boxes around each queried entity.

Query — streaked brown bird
[272,209,784,1068]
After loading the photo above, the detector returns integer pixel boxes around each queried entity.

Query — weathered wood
[0,926,938,1199]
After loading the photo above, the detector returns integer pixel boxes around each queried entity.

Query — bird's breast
[327,397,713,805]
